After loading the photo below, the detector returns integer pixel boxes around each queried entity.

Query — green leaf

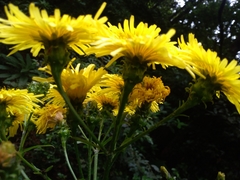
[21,144,54,155]
[71,136,99,148]
[0,73,12,78]
[44,165,53,173]
[18,76,28,87]
[20,68,30,73]
[102,136,112,146]
[0,64,11,70]
[5,73,21,81]
[25,53,33,68]
[5,59,22,68]
[13,52,25,65]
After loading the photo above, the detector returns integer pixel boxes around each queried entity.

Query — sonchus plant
[0,2,238,180]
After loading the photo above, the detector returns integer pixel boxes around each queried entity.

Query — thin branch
[218,0,227,59]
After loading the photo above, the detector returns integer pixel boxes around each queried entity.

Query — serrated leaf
[0,64,11,70]
[18,76,28,87]
[20,68,30,73]
[3,80,17,87]
[5,53,26,68]
[6,59,22,68]
[4,73,21,81]
[25,53,32,67]
[0,73,12,78]
[13,52,25,64]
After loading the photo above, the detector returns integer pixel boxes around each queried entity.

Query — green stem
[16,152,51,180]
[73,136,84,179]
[111,81,135,150]
[93,118,104,180]
[93,148,99,180]
[101,116,114,144]
[63,144,77,180]
[0,104,8,141]
[103,81,135,180]
[51,66,107,154]
[115,97,199,154]
[0,121,7,141]
[19,114,32,152]
[20,168,30,180]
[88,137,92,180]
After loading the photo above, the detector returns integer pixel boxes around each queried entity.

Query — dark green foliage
[0,52,42,88]
[21,129,71,180]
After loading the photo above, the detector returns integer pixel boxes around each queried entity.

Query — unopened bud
[160,166,172,179]
[0,141,16,167]
[217,171,225,180]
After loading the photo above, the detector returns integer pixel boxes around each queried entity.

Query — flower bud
[0,141,16,167]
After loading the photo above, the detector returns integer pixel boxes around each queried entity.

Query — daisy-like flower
[0,88,42,138]
[85,15,189,70]
[128,76,170,113]
[60,63,107,103]
[178,33,240,113]
[33,65,55,83]
[35,62,107,104]
[7,111,26,137]
[0,2,107,56]
[43,85,66,107]
[85,86,120,116]
[32,104,66,134]
[85,74,139,115]
[98,74,124,95]
[0,88,42,115]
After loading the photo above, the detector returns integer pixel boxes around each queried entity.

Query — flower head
[85,86,120,116]
[35,63,107,104]
[86,15,188,70]
[61,63,107,103]
[98,74,124,95]
[178,33,240,113]
[84,74,123,116]
[7,111,26,137]
[43,85,66,107]
[0,88,42,115]
[128,76,170,113]
[0,88,42,137]
[32,104,66,134]
[0,2,107,56]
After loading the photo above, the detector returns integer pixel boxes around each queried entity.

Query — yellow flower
[7,111,26,137]
[35,63,107,104]
[86,15,189,70]
[84,74,140,115]
[32,104,66,134]
[43,85,66,107]
[178,33,240,113]
[61,63,107,103]
[128,76,170,113]
[85,86,120,116]
[0,88,42,115]
[98,74,124,95]
[33,65,55,83]
[0,2,107,56]
[0,88,42,137]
